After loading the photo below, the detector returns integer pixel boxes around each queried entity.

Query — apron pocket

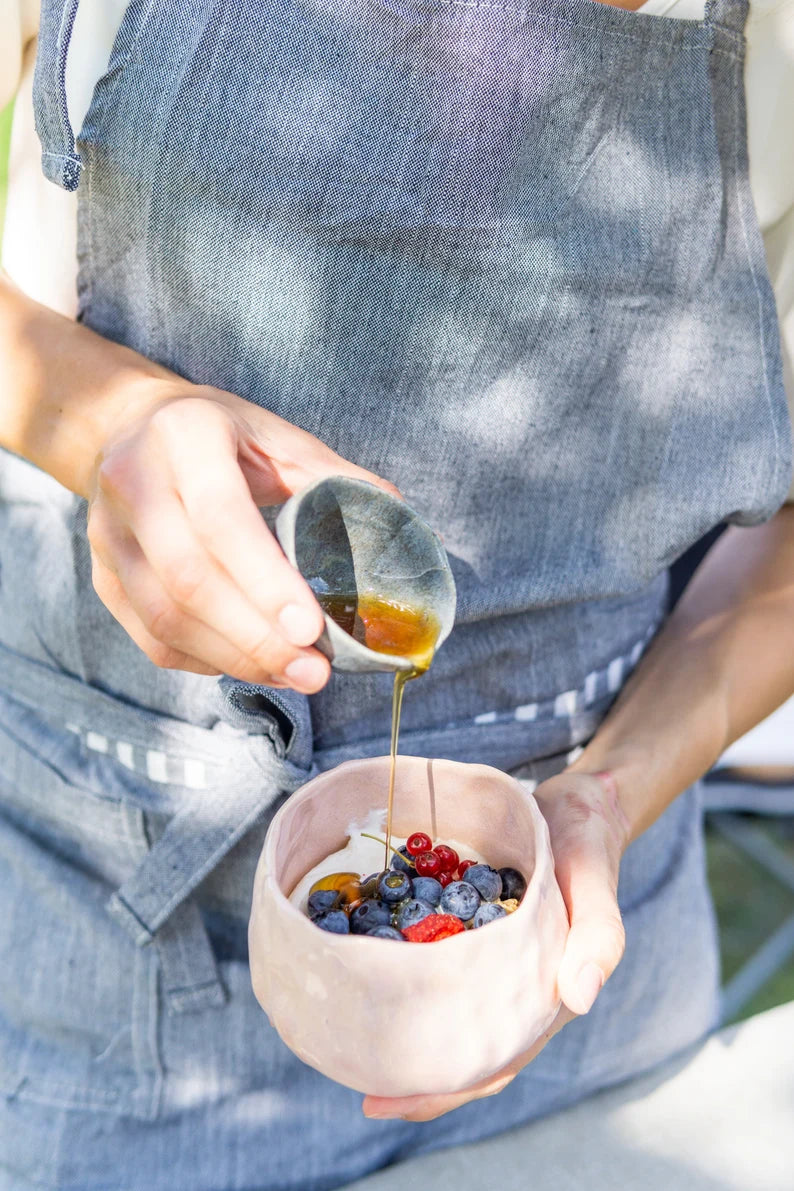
[0,797,162,1119]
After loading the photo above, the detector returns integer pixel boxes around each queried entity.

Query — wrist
[566,666,729,843]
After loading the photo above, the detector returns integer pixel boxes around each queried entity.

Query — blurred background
[1,97,793,1027]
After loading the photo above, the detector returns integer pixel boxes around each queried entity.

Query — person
[1,0,793,1187]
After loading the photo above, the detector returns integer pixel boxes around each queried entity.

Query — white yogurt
[288,808,485,912]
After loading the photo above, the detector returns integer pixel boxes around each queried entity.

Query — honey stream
[318,593,439,868]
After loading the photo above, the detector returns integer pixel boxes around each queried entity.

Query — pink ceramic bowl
[248,755,568,1097]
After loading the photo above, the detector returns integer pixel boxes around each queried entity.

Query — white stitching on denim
[469,629,653,726]
[145,750,168,783]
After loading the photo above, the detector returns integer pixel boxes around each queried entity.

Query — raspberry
[406,832,432,857]
[402,914,466,943]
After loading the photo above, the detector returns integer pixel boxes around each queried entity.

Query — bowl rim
[256,754,554,950]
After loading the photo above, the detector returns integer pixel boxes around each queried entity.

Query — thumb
[554,833,626,1016]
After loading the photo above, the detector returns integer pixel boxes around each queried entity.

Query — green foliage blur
[0,102,13,230]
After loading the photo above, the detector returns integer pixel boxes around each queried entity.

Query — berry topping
[437,871,453,888]
[314,910,351,934]
[414,851,443,878]
[432,844,459,872]
[472,903,507,929]
[406,832,432,856]
[402,914,466,943]
[370,925,406,940]
[462,864,503,902]
[349,899,392,935]
[309,871,362,905]
[359,872,383,899]
[457,859,476,877]
[376,870,413,904]
[390,845,415,874]
[498,867,527,902]
[440,880,481,921]
[395,899,434,931]
[307,889,340,919]
[412,876,443,907]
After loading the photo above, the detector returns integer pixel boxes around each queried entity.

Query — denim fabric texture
[0,0,789,1185]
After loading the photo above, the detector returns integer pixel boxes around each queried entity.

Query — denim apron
[1,0,791,1186]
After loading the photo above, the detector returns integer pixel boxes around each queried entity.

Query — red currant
[458,859,476,877]
[406,832,432,857]
[432,845,459,873]
[438,871,453,888]
[414,851,443,878]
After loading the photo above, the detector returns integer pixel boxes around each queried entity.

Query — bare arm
[568,506,794,837]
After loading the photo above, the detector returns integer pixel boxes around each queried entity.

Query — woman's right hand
[86,382,399,692]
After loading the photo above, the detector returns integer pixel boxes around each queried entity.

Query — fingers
[536,775,628,1017]
[363,1006,575,1122]
[87,391,402,690]
[88,489,330,690]
[91,555,222,677]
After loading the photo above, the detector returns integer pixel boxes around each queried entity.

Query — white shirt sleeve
[0,0,38,110]
[746,0,794,499]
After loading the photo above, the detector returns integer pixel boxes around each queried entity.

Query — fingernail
[278,603,321,646]
[365,1111,403,1120]
[284,655,328,689]
[575,963,604,1014]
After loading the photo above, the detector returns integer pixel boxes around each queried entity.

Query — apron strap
[33,0,83,190]
[704,0,750,35]
[154,900,228,1014]
[106,744,305,943]
[0,642,312,1014]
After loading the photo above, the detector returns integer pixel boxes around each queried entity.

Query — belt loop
[155,900,227,1015]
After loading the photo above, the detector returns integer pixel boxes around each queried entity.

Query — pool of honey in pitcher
[318,593,438,673]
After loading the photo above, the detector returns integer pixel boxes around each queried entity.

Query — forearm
[0,270,178,498]
[570,506,794,841]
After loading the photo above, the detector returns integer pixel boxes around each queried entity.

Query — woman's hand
[85,382,399,691]
[362,770,629,1121]
[0,276,399,691]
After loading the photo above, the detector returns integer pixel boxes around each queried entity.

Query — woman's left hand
[362,770,629,1122]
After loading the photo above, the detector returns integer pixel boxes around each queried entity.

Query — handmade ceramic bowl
[274,476,456,673]
[249,755,568,1097]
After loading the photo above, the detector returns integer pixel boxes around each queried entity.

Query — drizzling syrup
[318,593,439,867]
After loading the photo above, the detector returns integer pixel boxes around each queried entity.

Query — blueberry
[472,903,507,929]
[412,876,442,908]
[349,899,392,935]
[498,867,527,902]
[390,846,415,875]
[369,925,406,941]
[395,899,434,931]
[463,865,503,902]
[440,881,481,921]
[307,889,340,920]
[314,910,350,934]
[377,871,413,904]
[360,872,384,899]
